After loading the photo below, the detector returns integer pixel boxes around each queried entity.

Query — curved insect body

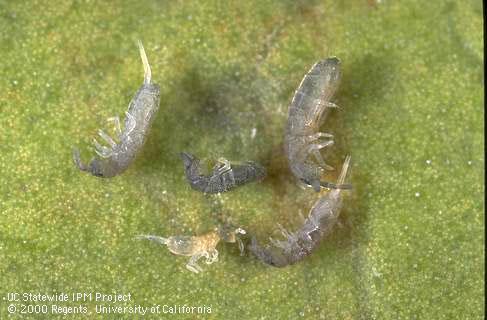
[73,40,161,177]
[285,57,350,191]
[137,226,246,273]
[180,152,266,194]
[249,156,351,267]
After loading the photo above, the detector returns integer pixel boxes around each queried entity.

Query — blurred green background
[0,0,483,319]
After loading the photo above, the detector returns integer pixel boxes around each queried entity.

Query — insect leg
[276,223,296,240]
[218,159,236,187]
[93,138,113,158]
[202,251,211,264]
[312,150,334,171]
[319,155,353,189]
[107,116,122,137]
[307,140,334,153]
[314,99,339,110]
[306,140,334,170]
[205,249,219,264]
[269,236,287,249]
[236,237,245,256]
[186,253,204,273]
[215,158,232,174]
[305,97,337,126]
[320,181,352,190]
[72,148,88,171]
[98,129,117,148]
[307,133,334,169]
[308,132,334,141]
[185,263,201,274]
[208,158,235,191]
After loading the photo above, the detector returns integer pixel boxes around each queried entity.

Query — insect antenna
[137,40,152,85]
[337,155,351,185]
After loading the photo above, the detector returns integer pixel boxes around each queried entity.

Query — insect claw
[236,237,245,256]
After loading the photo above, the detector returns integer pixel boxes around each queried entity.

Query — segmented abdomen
[249,194,342,267]
[250,156,350,267]
[285,58,341,139]
[124,83,161,140]
[114,84,161,167]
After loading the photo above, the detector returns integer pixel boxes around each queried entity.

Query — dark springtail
[180,152,266,194]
